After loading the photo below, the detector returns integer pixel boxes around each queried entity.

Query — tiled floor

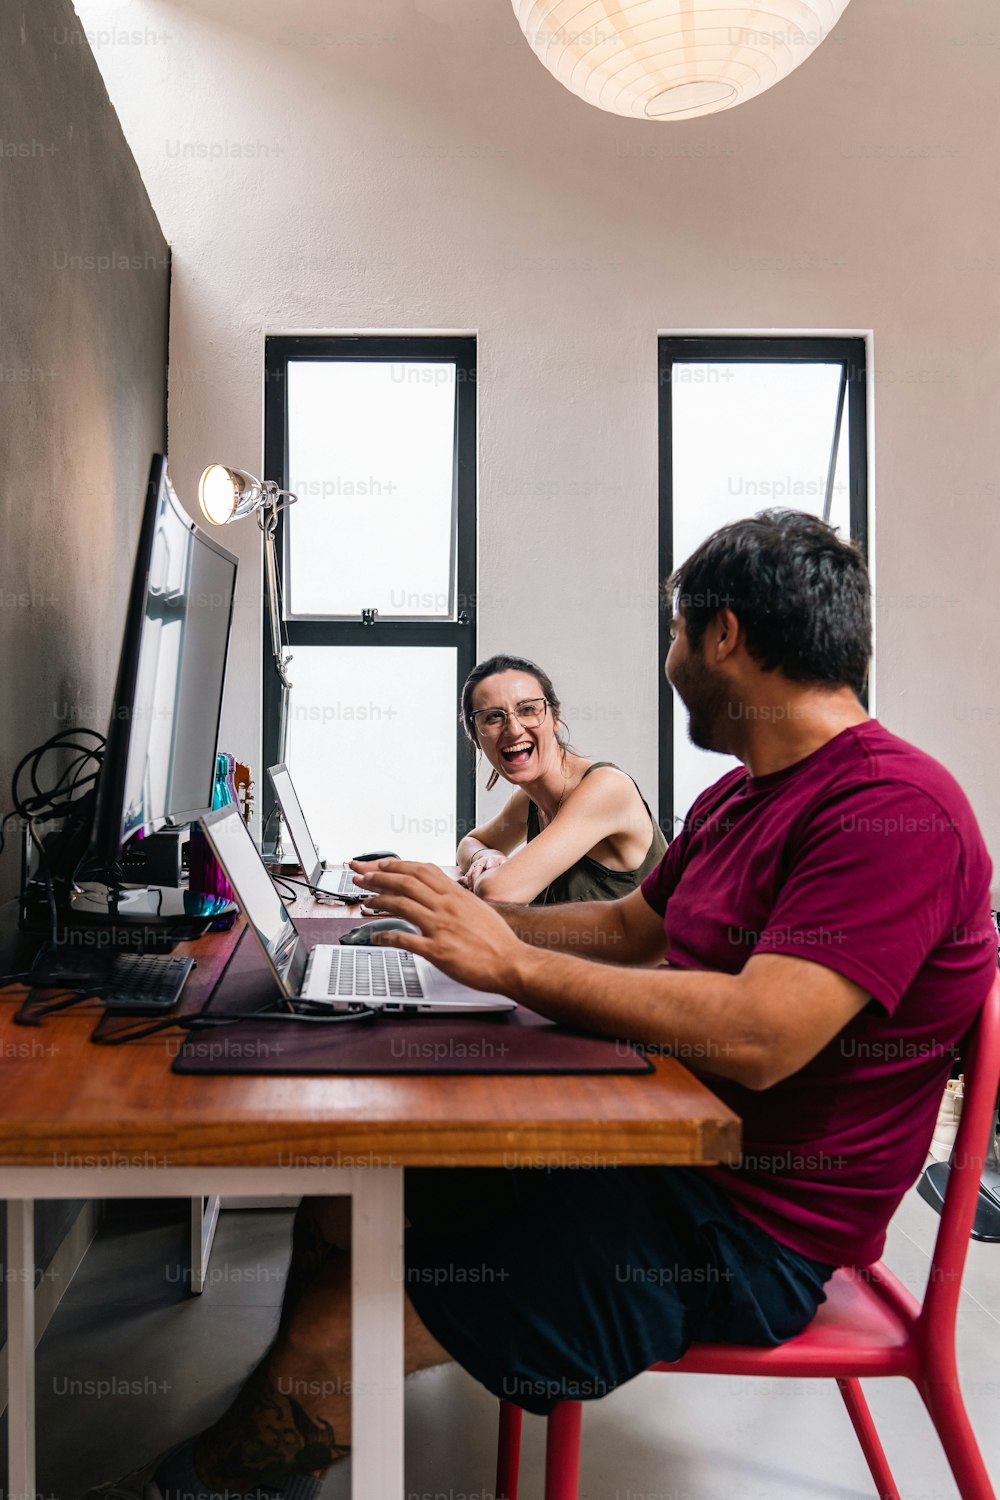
[3,1187,998,1500]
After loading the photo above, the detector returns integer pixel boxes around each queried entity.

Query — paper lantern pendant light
[510,1,852,120]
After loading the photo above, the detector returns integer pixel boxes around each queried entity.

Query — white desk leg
[351,1168,404,1500]
[190,1195,222,1295]
[7,1199,36,1500]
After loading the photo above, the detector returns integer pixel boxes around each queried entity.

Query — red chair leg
[544,1401,583,1500]
[920,1376,997,1500]
[496,1401,523,1500]
[836,1378,901,1500]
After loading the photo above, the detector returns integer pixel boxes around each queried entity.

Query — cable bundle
[2,727,105,971]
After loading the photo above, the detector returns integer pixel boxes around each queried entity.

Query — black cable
[13,728,104,821]
[92,1001,379,1045]
[273,871,368,904]
[0,967,36,987]
[270,872,300,902]
[8,728,107,958]
[11,974,379,1038]
[13,987,102,1026]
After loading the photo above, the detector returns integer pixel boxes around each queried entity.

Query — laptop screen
[268,765,322,885]
[198,804,307,998]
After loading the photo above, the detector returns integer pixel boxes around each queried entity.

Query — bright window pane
[671,362,852,827]
[286,360,457,619]
[284,645,458,863]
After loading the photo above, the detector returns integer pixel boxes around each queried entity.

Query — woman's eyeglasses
[471,697,550,738]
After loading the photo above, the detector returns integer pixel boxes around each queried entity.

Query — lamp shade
[198,464,262,526]
[510,1,851,120]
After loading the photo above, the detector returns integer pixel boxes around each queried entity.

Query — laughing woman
[456,654,666,905]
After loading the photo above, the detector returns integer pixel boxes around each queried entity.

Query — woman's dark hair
[670,509,871,697]
[460,654,561,743]
[460,654,566,789]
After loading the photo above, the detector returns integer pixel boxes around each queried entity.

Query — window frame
[262,334,478,845]
[657,334,869,832]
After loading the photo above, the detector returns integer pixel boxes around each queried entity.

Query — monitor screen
[92,455,239,863]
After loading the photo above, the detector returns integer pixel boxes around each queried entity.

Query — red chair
[496,973,1000,1500]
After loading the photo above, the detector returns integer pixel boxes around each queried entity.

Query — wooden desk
[0,899,740,1500]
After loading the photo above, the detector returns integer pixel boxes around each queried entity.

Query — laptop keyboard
[331,868,369,896]
[328,947,424,1000]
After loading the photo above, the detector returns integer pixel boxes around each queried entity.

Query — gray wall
[0,0,169,905]
[0,0,169,1314]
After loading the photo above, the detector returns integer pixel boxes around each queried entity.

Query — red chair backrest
[920,971,1000,1337]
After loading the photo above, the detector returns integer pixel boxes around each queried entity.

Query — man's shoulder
[831,721,981,829]
[795,723,991,900]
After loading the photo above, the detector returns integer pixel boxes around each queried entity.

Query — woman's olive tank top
[525,761,667,906]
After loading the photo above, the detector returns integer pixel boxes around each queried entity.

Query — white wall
[77,0,1000,884]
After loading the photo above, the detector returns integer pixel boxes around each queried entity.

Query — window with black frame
[659,335,869,835]
[262,336,477,863]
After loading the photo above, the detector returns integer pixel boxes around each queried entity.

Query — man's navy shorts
[403,1164,835,1416]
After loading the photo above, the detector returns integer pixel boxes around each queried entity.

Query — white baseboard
[0,1199,102,1416]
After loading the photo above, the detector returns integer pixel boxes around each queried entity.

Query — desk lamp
[198,465,298,855]
[198,464,297,759]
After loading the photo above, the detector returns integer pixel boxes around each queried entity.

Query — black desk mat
[171,920,653,1076]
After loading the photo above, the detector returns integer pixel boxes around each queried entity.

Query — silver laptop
[199,804,516,1014]
[268,763,371,901]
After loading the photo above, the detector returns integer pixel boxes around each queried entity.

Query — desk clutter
[166,915,653,1077]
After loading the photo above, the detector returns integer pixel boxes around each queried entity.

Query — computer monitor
[91,455,239,866]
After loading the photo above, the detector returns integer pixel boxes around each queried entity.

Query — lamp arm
[261,514,292,689]
[260,488,295,742]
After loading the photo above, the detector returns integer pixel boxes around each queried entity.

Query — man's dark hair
[670,509,871,697]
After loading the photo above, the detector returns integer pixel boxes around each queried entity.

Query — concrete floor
[3,1186,999,1500]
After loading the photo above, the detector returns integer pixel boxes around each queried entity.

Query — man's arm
[353,856,667,968]
[494,885,668,968]
[501,945,869,1090]
[349,861,869,1089]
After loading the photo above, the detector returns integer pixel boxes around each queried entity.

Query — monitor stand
[20,878,237,947]
[70,881,237,929]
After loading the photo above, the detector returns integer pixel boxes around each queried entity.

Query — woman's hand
[348,858,526,995]
[458,848,507,889]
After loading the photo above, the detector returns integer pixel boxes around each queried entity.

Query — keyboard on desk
[102,953,195,1012]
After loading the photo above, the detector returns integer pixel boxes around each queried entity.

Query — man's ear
[714,607,742,663]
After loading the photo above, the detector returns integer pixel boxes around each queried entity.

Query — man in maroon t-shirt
[354,513,994,1402]
[96,511,995,1500]
[370,510,994,1271]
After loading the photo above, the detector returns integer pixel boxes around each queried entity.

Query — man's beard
[669,649,734,754]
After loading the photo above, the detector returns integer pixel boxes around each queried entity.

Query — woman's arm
[456,789,530,877]
[472,767,646,904]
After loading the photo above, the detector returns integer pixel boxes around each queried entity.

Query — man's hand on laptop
[349,858,524,993]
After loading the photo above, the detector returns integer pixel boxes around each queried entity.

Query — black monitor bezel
[90,454,239,865]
